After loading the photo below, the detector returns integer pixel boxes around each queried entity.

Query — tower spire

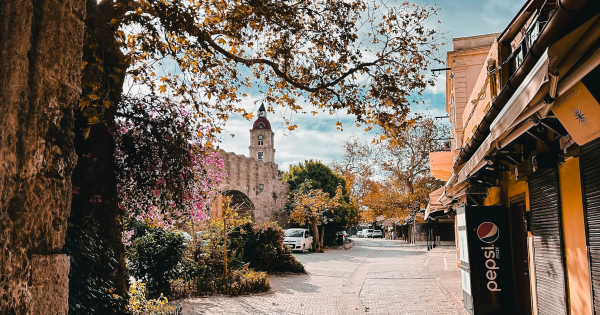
[258,103,267,118]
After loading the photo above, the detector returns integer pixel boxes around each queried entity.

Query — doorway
[509,194,532,315]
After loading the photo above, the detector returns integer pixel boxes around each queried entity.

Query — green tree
[283,160,354,247]
[289,185,341,252]
[284,160,348,197]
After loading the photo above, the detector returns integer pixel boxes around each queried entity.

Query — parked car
[372,230,383,238]
[356,230,363,238]
[180,231,208,257]
[181,230,207,246]
[181,231,192,246]
[284,228,313,252]
[363,229,374,238]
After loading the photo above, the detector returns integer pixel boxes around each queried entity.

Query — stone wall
[214,150,289,225]
[0,0,85,313]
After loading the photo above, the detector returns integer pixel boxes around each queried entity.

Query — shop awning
[424,186,446,220]
[456,50,550,184]
[429,151,454,181]
[448,15,600,188]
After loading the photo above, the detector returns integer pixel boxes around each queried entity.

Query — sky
[217,0,525,171]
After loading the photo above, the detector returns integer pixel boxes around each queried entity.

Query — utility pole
[223,212,228,291]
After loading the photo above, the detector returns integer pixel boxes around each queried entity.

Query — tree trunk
[62,0,129,313]
[311,218,320,252]
[0,0,85,313]
[319,225,325,249]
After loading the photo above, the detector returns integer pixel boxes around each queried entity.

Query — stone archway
[222,190,255,218]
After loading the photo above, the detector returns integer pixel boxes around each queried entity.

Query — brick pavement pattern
[180,238,468,315]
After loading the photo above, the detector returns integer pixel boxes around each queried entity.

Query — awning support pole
[467,195,481,206]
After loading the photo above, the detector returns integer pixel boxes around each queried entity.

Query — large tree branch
[201,31,379,93]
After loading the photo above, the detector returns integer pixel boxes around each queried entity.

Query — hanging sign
[552,81,600,145]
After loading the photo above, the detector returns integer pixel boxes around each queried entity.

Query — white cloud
[424,73,448,95]
[218,108,379,172]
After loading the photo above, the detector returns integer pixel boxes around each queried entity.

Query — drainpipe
[455,0,589,167]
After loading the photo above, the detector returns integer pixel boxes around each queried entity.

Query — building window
[258,141,263,146]
[258,152,263,160]
[259,184,264,191]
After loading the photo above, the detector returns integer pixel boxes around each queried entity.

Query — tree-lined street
[6,0,581,312]
[181,239,466,315]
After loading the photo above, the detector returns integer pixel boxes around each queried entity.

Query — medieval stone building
[212,104,290,224]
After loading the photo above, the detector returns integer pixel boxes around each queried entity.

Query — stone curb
[344,239,355,250]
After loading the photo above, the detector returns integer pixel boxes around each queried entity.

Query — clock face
[258,134,264,140]
[258,123,264,129]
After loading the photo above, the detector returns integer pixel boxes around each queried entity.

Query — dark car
[342,231,350,242]
[336,231,350,243]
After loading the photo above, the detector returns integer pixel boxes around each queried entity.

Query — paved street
[180,238,467,315]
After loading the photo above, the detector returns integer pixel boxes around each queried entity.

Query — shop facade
[428,1,600,314]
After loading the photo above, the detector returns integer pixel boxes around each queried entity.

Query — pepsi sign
[477,222,499,243]
[458,205,513,315]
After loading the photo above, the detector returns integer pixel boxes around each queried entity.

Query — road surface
[180,238,467,315]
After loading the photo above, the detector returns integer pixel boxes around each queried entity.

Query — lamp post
[223,210,228,292]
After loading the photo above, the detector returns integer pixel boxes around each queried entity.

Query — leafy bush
[63,216,126,314]
[227,269,270,296]
[233,222,306,273]
[171,265,269,297]
[127,224,186,298]
[169,219,302,298]
[128,282,174,315]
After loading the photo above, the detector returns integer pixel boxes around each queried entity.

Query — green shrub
[128,282,174,315]
[127,225,186,299]
[227,269,270,296]
[63,216,125,314]
[233,222,306,273]
[170,219,302,297]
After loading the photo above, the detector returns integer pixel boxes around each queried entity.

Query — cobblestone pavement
[180,238,468,315]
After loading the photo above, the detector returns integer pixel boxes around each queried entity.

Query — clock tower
[249,104,275,163]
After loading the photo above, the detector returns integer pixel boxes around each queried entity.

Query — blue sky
[217,0,524,171]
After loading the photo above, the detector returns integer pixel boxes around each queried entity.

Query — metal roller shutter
[581,138,600,314]
[529,168,567,315]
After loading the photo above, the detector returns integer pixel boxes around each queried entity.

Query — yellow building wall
[558,157,592,315]
[483,186,502,205]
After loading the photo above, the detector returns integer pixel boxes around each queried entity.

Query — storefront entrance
[508,194,532,314]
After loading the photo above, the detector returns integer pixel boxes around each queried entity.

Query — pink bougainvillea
[114,97,226,229]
